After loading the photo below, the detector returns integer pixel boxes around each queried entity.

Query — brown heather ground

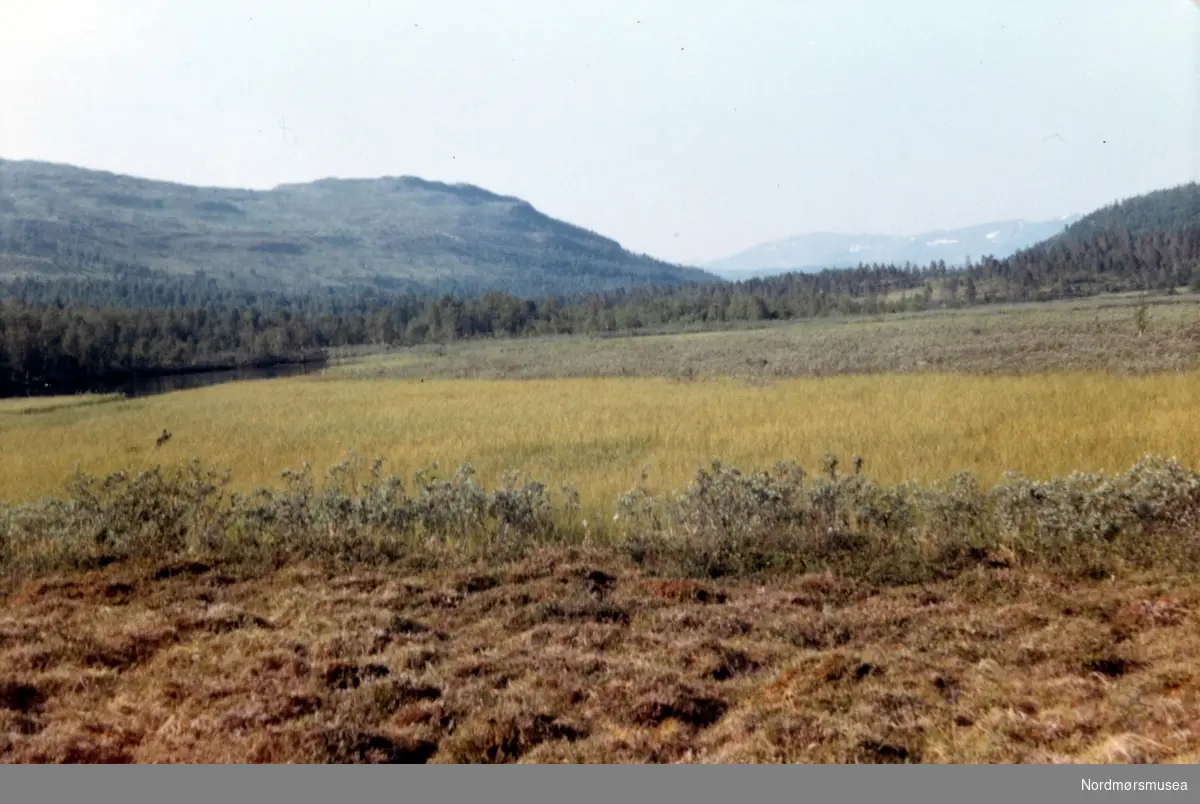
[3,549,1199,764]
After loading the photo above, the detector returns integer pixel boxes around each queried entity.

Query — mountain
[0,158,718,298]
[706,216,1083,280]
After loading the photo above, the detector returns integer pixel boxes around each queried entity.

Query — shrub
[3,453,1200,585]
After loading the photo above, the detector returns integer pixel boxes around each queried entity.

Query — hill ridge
[0,157,716,297]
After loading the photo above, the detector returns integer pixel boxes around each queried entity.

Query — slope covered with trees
[969,183,1200,300]
[0,159,716,298]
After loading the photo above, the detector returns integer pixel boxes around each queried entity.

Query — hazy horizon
[1,0,1197,265]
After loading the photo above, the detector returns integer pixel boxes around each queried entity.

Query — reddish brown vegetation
[2,548,1199,764]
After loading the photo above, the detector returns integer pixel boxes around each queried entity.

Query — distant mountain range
[704,216,1085,280]
[0,158,718,298]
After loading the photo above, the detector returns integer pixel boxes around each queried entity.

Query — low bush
[3,452,1199,585]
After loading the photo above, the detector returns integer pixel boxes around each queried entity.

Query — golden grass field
[3,371,1200,516]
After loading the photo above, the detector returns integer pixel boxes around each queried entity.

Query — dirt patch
[151,561,212,581]
[456,574,501,594]
[858,737,921,764]
[630,690,729,728]
[516,597,631,627]
[642,580,728,605]
[11,579,86,605]
[816,654,878,684]
[441,713,587,763]
[0,682,45,714]
[187,607,274,634]
[102,583,136,601]
[1084,656,1141,678]
[323,663,391,690]
[705,647,761,682]
[387,616,432,636]
[276,695,322,721]
[82,632,177,671]
[368,680,442,716]
[324,730,439,764]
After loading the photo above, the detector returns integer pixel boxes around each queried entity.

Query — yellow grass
[2,372,1199,511]
[0,393,124,416]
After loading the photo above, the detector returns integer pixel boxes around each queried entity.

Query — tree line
[2,186,1199,395]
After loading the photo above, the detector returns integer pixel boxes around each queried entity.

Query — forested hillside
[0,159,716,297]
[970,183,1200,299]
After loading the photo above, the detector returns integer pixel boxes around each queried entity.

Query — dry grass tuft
[3,552,1199,764]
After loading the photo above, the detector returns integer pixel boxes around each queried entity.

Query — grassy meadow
[3,371,1200,517]
[5,296,1200,511]
[327,294,1200,383]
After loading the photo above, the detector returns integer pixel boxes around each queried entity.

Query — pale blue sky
[1,0,1197,264]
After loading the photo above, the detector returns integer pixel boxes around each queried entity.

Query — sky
[0,0,1197,265]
